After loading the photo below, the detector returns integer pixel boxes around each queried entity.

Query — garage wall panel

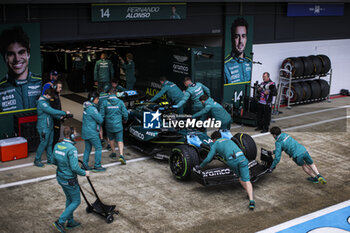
[251,39,350,95]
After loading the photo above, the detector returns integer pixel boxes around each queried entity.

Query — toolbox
[0,137,28,162]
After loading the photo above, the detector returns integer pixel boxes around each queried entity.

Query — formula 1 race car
[124,102,273,185]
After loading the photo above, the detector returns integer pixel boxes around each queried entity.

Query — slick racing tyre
[300,81,312,101]
[307,80,322,100]
[300,56,314,76]
[317,79,330,98]
[170,145,199,180]
[233,133,257,161]
[281,57,304,77]
[292,83,304,103]
[309,55,323,75]
[318,55,331,74]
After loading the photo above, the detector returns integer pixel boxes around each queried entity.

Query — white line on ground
[256,199,350,233]
[273,105,350,121]
[0,156,151,189]
[0,147,124,172]
[0,111,348,188]
[252,115,350,138]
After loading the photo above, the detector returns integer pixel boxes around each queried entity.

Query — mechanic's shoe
[254,128,262,131]
[109,153,117,159]
[106,144,112,151]
[93,166,106,172]
[53,221,66,233]
[307,177,319,183]
[34,161,45,168]
[66,220,81,229]
[317,175,327,184]
[119,155,126,165]
[81,164,93,171]
[249,200,255,210]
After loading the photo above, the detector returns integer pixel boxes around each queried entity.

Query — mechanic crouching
[52,127,90,233]
[100,88,128,164]
[35,88,69,167]
[82,91,106,172]
[196,131,255,210]
[268,127,327,184]
[192,94,232,130]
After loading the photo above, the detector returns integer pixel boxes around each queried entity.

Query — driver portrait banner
[223,16,253,106]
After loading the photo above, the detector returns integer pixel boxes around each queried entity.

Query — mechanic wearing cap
[0,26,42,112]
[174,77,211,118]
[119,53,136,90]
[94,52,114,90]
[196,131,255,209]
[82,91,106,172]
[42,70,58,95]
[100,88,128,164]
[149,76,184,114]
[52,126,90,233]
[35,88,68,167]
[268,127,327,184]
[192,94,232,130]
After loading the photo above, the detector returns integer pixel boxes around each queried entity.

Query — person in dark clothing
[255,72,277,133]
[51,81,63,149]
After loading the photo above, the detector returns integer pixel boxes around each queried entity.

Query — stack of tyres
[281,54,331,78]
[283,80,329,103]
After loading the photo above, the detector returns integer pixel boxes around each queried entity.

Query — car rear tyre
[233,133,257,161]
[170,145,199,180]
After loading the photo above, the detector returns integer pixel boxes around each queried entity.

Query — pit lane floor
[0,97,349,232]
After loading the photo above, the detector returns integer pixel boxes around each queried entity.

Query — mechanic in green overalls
[119,53,136,90]
[174,76,211,118]
[0,26,42,112]
[35,88,68,167]
[52,127,90,233]
[149,76,184,114]
[268,127,327,184]
[82,91,106,172]
[100,88,129,164]
[94,52,114,90]
[111,78,127,92]
[196,131,255,210]
[192,94,232,130]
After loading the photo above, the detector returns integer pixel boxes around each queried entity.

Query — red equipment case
[0,137,28,162]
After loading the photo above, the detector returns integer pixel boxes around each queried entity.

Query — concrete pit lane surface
[0,97,349,233]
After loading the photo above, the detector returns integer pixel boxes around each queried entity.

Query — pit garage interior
[0,1,350,233]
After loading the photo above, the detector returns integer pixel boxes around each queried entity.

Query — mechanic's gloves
[172,105,179,108]
[267,167,274,173]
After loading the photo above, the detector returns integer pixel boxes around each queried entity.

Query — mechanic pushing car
[35,88,69,167]
[82,91,106,172]
[149,76,184,114]
[196,131,255,210]
[174,76,211,118]
[192,94,232,130]
[100,88,128,164]
[52,126,90,233]
[268,127,327,184]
